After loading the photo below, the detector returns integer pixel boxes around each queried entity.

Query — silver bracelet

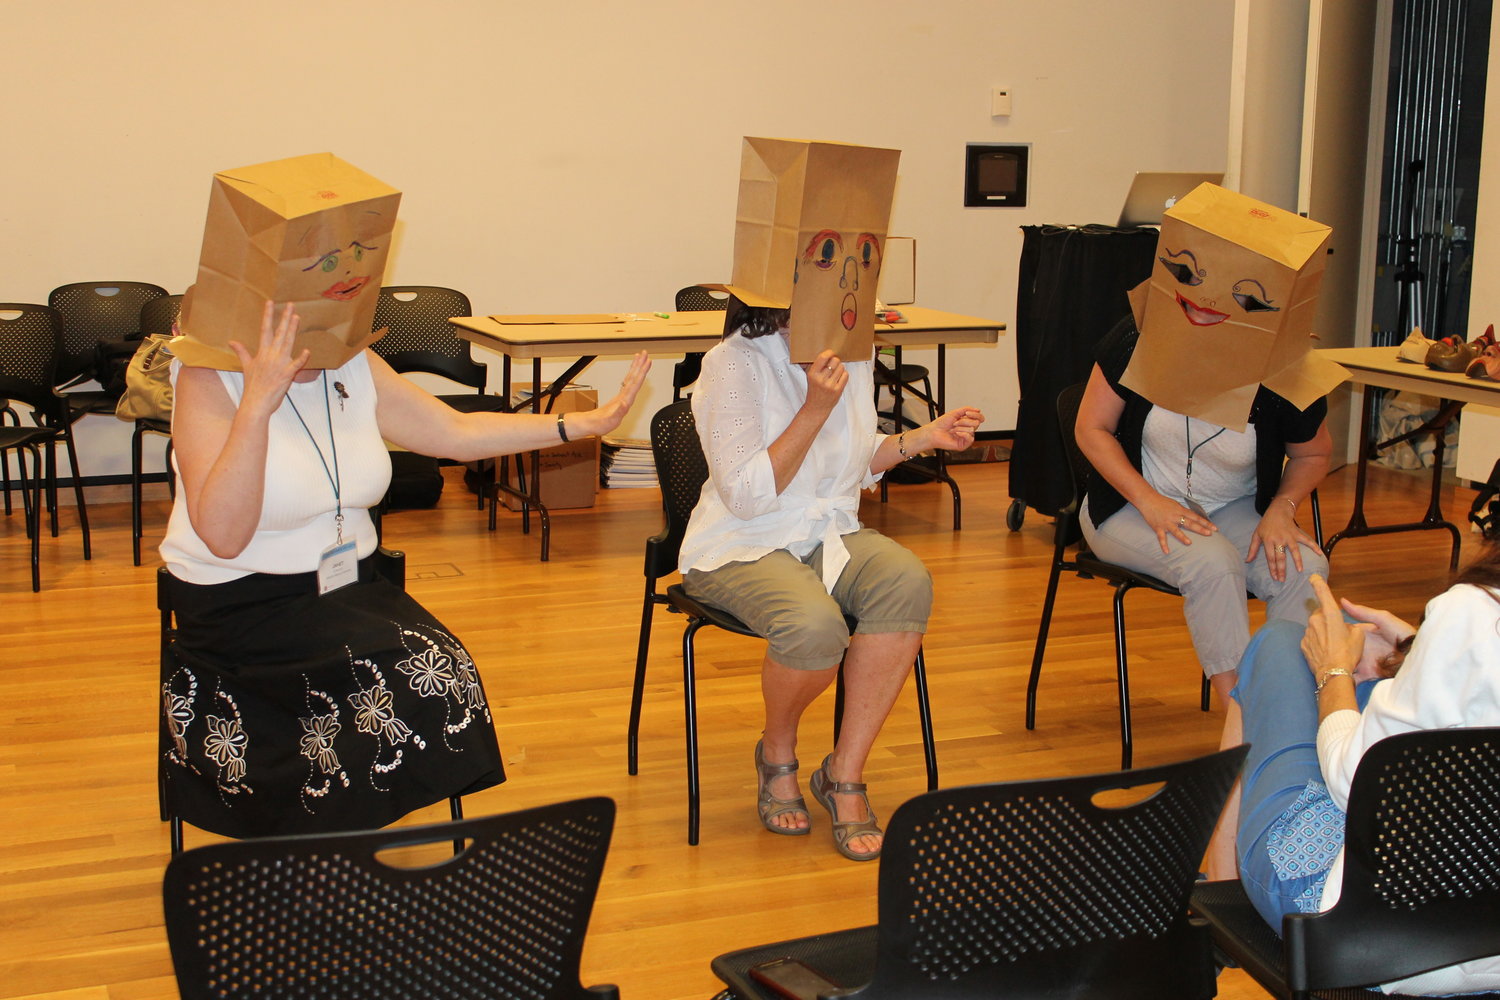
[897,432,909,459]
[1315,667,1354,693]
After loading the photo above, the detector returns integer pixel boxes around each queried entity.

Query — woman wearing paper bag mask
[159,295,650,838]
[1074,185,1344,878]
[678,295,983,861]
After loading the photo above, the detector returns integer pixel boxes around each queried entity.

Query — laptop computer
[1117,171,1225,227]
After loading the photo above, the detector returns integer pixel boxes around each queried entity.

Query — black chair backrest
[370,285,484,390]
[674,285,729,312]
[643,399,708,581]
[864,746,1246,1000]
[0,303,65,412]
[163,797,617,1000]
[138,293,184,338]
[47,281,169,384]
[1284,726,1500,992]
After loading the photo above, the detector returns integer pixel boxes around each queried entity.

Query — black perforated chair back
[1281,727,1500,991]
[644,398,709,580]
[0,303,64,407]
[47,281,169,384]
[163,797,618,1000]
[674,285,729,312]
[871,747,1244,999]
[138,293,184,337]
[370,285,484,389]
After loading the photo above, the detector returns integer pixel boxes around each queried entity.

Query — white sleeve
[693,343,781,521]
[1316,585,1500,810]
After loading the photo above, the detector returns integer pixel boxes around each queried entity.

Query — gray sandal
[809,754,882,861]
[755,739,811,836]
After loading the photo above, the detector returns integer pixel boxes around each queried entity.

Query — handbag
[114,334,175,423]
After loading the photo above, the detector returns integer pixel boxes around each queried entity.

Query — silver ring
[1276,544,1287,553]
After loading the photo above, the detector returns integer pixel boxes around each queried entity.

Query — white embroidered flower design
[163,688,195,756]
[203,714,248,783]
[299,713,342,774]
[348,685,413,744]
[396,647,457,698]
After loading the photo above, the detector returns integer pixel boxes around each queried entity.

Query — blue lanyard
[286,371,344,543]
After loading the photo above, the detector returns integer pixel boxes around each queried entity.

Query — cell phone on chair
[748,957,844,1000]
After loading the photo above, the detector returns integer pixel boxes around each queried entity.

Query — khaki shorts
[682,528,932,670]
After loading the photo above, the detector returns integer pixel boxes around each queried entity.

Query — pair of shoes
[754,739,810,836]
[809,754,883,861]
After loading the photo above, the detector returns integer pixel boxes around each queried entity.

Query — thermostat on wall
[964,143,1030,208]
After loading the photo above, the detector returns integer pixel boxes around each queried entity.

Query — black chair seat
[872,361,929,386]
[436,391,510,414]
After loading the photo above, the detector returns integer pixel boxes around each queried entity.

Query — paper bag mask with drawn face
[1121,182,1347,431]
[173,153,401,370]
[711,137,900,363]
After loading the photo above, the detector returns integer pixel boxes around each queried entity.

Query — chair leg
[832,663,846,745]
[1201,675,1211,712]
[682,619,706,846]
[913,646,938,790]
[22,445,42,591]
[1112,582,1136,770]
[629,585,659,776]
[1025,552,1067,729]
[132,422,146,566]
[60,428,91,559]
[450,795,465,854]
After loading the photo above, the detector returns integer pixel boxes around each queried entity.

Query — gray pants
[682,528,932,670]
[1080,494,1326,677]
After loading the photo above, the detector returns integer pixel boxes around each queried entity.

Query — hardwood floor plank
[0,457,1480,999]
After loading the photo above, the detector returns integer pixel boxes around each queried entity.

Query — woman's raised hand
[802,350,849,415]
[919,407,984,452]
[578,350,653,437]
[229,301,310,418]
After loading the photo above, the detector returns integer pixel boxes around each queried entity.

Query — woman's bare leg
[1204,670,1243,880]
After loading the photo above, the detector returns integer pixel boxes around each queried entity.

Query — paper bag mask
[1122,183,1347,431]
[711,137,900,363]
[173,153,400,370]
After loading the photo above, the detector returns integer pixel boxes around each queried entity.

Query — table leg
[1324,388,1462,569]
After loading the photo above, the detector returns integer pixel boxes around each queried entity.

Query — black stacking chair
[671,284,728,400]
[712,746,1246,1000]
[1192,728,1500,1000]
[371,285,509,511]
[0,303,90,589]
[47,280,169,416]
[163,797,620,1000]
[1027,383,1323,769]
[627,399,938,845]
[156,547,464,855]
[131,294,182,565]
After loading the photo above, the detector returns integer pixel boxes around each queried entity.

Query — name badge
[318,540,359,595]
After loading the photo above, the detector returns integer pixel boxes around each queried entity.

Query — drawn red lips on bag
[1176,291,1228,326]
[322,276,370,301]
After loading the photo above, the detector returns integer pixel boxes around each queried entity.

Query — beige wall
[5,0,1235,473]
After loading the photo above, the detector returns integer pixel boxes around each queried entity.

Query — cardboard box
[500,385,599,510]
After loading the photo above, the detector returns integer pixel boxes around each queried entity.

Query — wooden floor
[0,455,1480,1000]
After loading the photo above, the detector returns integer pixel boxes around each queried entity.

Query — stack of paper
[601,436,658,489]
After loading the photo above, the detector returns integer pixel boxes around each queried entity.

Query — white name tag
[318,540,359,595]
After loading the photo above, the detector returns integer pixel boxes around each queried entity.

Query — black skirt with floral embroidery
[159,563,505,838]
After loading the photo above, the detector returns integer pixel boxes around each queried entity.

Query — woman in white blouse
[678,300,983,860]
[1233,560,1500,995]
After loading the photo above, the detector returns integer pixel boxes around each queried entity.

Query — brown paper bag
[710,137,900,364]
[173,153,401,370]
[1122,183,1346,430]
